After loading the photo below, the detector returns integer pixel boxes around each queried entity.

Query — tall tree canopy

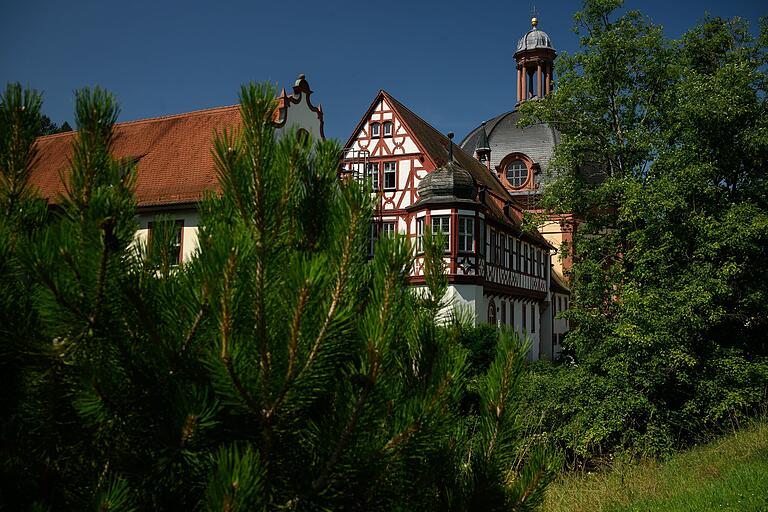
[520,0,768,456]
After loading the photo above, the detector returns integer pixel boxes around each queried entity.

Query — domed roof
[459,109,560,194]
[516,26,554,53]
[417,161,476,201]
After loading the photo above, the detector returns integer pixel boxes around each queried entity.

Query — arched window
[488,298,497,325]
[505,159,528,188]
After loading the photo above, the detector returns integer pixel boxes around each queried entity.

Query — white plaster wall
[446,284,484,324]
[275,98,322,142]
[134,208,200,263]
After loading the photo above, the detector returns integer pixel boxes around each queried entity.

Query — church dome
[417,161,476,201]
[516,27,554,53]
[459,110,560,194]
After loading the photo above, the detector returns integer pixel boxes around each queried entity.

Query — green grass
[542,421,768,512]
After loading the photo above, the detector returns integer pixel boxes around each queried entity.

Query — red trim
[497,152,536,191]
[273,74,325,139]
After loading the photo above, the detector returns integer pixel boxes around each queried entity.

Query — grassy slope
[542,421,768,512]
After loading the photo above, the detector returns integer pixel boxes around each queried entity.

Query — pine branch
[297,208,360,381]
[180,301,207,356]
[219,250,262,418]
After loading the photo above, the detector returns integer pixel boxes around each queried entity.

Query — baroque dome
[516,27,554,53]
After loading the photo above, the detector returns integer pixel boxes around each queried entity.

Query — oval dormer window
[505,160,529,189]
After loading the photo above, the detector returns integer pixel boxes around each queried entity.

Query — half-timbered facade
[342,91,556,359]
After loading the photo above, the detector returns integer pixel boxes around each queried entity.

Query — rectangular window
[534,249,540,277]
[366,162,379,191]
[370,122,380,138]
[383,161,396,190]
[504,236,510,268]
[489,230,496,264]
[368,222,378,256]
[511,237,517,271]
[383,121,393,137]
[524,243,529,274]
[501,300,507,324]
[458,216,474,252]
[431,216,450,251]
[479,220,485,257]
[382,221,396,238]
[531,304,536,333]
[148,219,184,265]
[416,217,424,253]
[516,239,522,272]
[522,303,527,332]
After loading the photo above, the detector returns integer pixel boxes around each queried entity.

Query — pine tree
[1,82,556,510]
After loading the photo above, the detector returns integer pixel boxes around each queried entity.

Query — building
[341,89,557,359]
[460,17,571,354]
[29,74,324,263]
[341,17,571,358]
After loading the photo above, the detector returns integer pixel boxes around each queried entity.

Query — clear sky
[1,0,764,143]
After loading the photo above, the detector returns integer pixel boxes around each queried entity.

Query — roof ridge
[381,91,514,202]
[113,104,240,128]
[34,104,241,142]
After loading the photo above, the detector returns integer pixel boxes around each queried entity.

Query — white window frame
[416,217,425,254]
[431,215,450,252]
[383,121,393,137]
[457,216,474,253]
[366,162,379,191]
[506,159,528,188]
[382,221,396,238]
[370,122,381,138]
[368,222,378,257]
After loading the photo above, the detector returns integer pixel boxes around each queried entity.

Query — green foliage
[541,420,768,512]
[520,2,768,458]
[0,83,555,510]
[458,323,499,375]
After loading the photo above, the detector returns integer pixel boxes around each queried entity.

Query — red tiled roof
[30,105,242,208]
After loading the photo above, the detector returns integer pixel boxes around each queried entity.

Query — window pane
[384,162,396,189]
[505,160,529,188]
[367,163,379,190]
[431,216,450,251]
[416,218,424,253]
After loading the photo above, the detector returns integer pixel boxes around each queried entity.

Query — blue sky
[1,0,764,143]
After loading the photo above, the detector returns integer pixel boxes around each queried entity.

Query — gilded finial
[531,17,538,28]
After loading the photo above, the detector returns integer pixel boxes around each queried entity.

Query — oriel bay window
[458,216,475,252]
[431,215,450,251]
[383,161,396,190]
